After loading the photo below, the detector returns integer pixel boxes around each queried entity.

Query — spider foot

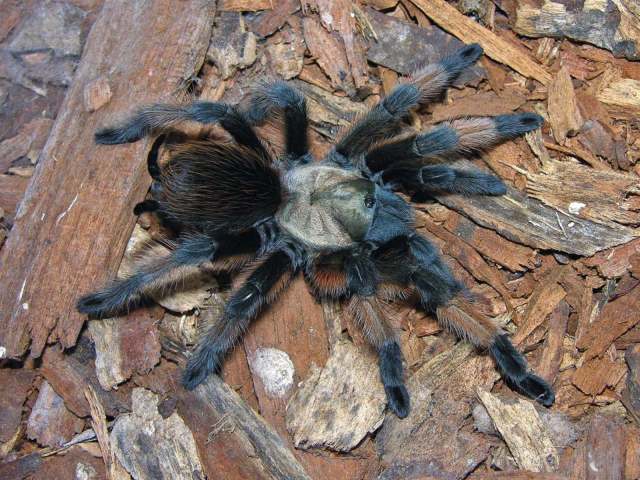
[385,384,410,418]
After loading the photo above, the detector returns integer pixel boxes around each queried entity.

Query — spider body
[78,44,554,418]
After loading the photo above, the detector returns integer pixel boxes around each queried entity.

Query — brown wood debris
[514,0,640,61]
[477,391,559,472]
[286,340,386,452]
[0,0,217,360]
[2,0,640,478]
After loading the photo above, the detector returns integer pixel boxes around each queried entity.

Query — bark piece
[537,300,570,385]
[0,174,29,220]
[0,368,35,447]
[548,67,584,144]
[88,308,162,390]
[302,16,354,92]
[572,347,626,396]
[579,284,640,361]
[0,117,53,172]
[0,0,217,360]
[515,0,640,61]
[432,90,526,120]
[9,0,86,57]
[178,375,311,480]
[513,268,566,345]
[27,381,84,448]
[435,166,638,256]
[477,391,559,472]
[377,342,499,479]
[409,0,552,84]
[221,0,273,11]
[84,386,130,480]
[41,346,129,418]
[308,0,369,88]
[367,7,485,85]
[583,238,640,278]
[624,344,640,420]
[111,388,204,480]
[286,339,385,452]
[207,12,257,79]
[267,24,305,80]
[524,157,640,228]
[249,0,300,38]
[0,454,42,480]
[583,415,625,480]
[597,77,640,113]
[443,209,537,272]
[83,77,112,112]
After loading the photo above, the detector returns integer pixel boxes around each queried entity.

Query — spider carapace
[78,44,554,418]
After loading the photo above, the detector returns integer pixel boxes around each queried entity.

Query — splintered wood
[0,0,217,359]
[2,0,640,478]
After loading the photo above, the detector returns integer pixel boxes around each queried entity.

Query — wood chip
[366,7,485,86]
[221,0,273,11]
[0,368,35,449]
[84,385,130,480]
[513,267,566,345]
[583,415,626,480]
[477,391,559,472]
[377,343,499,479]
[179,375,312,480]
[514,0,640,61]
[88,308,161,390]
[597,77,640,113]
[207,12,256,79]
[409,0,552,85]
[579,284,640,361]
[624,344,640,420]
[582,238,640,278]
[248,0,300,38]
[572,346,627,396]
[302,16,354,92]
[435,162,638,256]
[537,300,570,385]
[27,381,84,448]
[111,388,204,480]
[547,66,584,144]
[286,339,385,452]
[442,209,537,272]
[83,77,111,112]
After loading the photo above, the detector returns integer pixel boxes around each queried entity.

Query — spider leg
[367,113,543,171]
[408,234,554,406]
[95,101,266,155]
[182,249,299,390]
[244,81,310,164]
[133,134,166,215]
[330,44,483,164]
[77,230,260,318]
[382,162,507,196]
[343,249,410,418]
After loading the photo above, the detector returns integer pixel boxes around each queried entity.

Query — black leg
[77,230,260,318]
[367,113,543,171]
[244,81,309,163]
[490,334,555,406]
[330,44,484,164]
[382,163,507,196]
[95,101,266,155]
[182,250,297,390]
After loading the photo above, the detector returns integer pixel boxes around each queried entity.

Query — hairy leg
[329,44,484,164]
[244,81,310,164]
[95,101,266,155]
[367,113,543,171]
[343,248,410,417]
[382,162,507,196]
[77,230,260,317]
[408,234,554,406]
[182,249,298,389]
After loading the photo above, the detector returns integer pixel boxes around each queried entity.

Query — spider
[77,43,554,418]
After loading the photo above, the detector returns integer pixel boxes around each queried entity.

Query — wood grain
[0,0,216,359]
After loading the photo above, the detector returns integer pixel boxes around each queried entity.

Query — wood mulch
[1,0,639,478]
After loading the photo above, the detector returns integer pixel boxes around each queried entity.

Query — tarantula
[77,44,554,418]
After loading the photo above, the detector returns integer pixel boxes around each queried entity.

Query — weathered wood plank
[0,0,216,359]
